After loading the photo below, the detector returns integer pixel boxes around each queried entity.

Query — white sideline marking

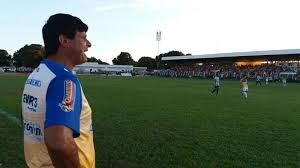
[0,108,20,125]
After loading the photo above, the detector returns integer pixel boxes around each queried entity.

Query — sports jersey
[256,75,261,81]
[22,59,95,168]
[213,76,220,86]
[240,78,248,88]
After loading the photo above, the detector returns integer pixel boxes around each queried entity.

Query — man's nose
[87,39,92,48]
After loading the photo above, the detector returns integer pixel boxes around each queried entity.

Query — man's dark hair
[42,13,88,57]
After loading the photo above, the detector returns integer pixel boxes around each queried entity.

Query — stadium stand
[158,49,300,81]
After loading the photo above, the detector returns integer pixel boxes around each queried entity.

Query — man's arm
[44,125,80,168]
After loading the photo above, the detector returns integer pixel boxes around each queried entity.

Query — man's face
[69,31,92,65]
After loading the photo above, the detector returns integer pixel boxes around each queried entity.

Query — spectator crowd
[157,63,300,81]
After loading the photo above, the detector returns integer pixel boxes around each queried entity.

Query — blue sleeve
[45,76,82,138]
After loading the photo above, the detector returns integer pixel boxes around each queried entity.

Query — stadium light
[156,30,162,56]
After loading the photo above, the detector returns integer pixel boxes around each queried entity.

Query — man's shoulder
[25,63,57,85]
[41,60,75,78]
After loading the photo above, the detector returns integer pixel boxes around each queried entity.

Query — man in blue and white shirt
[22,13,95,168]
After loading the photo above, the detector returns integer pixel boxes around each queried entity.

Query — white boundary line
[0,108,20,125]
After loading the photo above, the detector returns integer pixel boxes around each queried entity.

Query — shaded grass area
[0,74,27,168]
[0,74,299,167]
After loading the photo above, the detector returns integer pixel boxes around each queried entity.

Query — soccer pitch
[0,74,299,168]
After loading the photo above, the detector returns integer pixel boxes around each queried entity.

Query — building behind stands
[74,62,147,76]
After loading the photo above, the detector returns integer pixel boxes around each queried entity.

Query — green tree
[112,52,136,65]
[87,56,109,65]
[137,57,156,69]
[87,57,98,62]
[156,50,185,69]
[165,51,185,57]
[0,49,12,66]
[13,44,45,67]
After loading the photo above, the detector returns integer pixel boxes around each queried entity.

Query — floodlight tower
[156,30,162,56]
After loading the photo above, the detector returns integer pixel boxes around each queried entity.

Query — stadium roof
[161,49,300,62]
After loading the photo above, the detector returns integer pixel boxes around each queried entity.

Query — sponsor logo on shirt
[59,80,76,112]
[23,119,43,142]
[23,94,38,112]
[25,79,41,87]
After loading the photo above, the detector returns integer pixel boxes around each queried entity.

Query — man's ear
[58,35,69,48]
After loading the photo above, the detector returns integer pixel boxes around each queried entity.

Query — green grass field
[0,74,300,168]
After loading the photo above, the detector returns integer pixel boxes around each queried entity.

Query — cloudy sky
[1,0,300,63]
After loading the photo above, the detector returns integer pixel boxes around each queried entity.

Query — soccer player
[21,14,95,167]
[211,73,220,96]
[255,74,262,86]
[265,76,269,85]
[240,75,249,99]
[281,75,287,87]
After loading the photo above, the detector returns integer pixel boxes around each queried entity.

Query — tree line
[0,44,191,69]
